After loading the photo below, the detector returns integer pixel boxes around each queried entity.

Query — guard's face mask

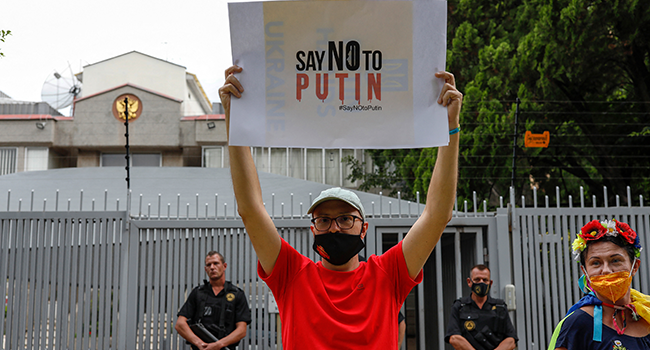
[312,232,365,266]
[471,282,490,297]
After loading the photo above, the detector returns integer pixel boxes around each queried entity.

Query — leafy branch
[1,30,11,58]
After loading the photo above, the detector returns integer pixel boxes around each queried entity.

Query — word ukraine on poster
[228,0,448,149]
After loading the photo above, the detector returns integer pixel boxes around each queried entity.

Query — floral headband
[571,219,642,261]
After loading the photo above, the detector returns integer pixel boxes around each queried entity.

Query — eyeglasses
[311,215,363,232]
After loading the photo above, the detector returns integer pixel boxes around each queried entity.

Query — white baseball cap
[307,187,365,218]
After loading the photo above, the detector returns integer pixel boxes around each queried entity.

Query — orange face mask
[584,260,636,303]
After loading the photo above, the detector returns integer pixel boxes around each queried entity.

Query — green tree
[0,30,11,57]
[511,0,650,206]
[347,0,650,207]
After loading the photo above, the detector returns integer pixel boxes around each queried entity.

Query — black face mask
[471,282,490,297]
[312,232,365,266]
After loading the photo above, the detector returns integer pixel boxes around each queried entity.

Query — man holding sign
[220,63,461,349]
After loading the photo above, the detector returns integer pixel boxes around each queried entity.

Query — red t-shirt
[258,238,422,349]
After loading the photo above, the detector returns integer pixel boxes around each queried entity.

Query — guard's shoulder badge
[226,293,236,302]
[492,305,497,310]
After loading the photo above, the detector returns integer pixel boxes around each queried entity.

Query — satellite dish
[41,63,82,111]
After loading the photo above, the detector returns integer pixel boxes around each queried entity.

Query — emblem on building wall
[112,94,143,121]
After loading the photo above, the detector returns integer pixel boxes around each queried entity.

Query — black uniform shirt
[444,295,518,347]
[178,281,251,331]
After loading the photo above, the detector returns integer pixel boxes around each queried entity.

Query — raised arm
[219,66,282,275]
[402,71,462,278]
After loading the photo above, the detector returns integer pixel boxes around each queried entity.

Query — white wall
[183,81,207,116]
[81,52,187,102]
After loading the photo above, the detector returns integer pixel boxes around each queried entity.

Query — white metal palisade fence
[2,187,497,219]
[8,185,644,219]
[2,185,649,350]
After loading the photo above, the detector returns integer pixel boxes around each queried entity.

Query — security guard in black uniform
[176,251,251,350]
[444,264,518,350]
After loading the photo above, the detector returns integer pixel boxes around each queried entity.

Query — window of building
[248,147,361,186]
[252,147,268,172]
[0,148,17,175]
[203,146,225,168]
[270,148,287,175]
[325,149,341,186]
[101,153,161,167]
[25,147,49,172]
[306,148,323,183]
[101,154,124,167]
[132,154,161,167]
[288,148,303,179]
[341,149,357,187]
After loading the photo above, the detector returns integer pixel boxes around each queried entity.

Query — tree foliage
[347,0,650,207]
[0,30,11,58]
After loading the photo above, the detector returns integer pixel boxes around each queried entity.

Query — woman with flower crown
[548,219,650,349]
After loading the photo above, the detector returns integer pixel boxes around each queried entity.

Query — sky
[0,0,255,114]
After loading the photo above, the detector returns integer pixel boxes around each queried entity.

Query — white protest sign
[228,0,448,149]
